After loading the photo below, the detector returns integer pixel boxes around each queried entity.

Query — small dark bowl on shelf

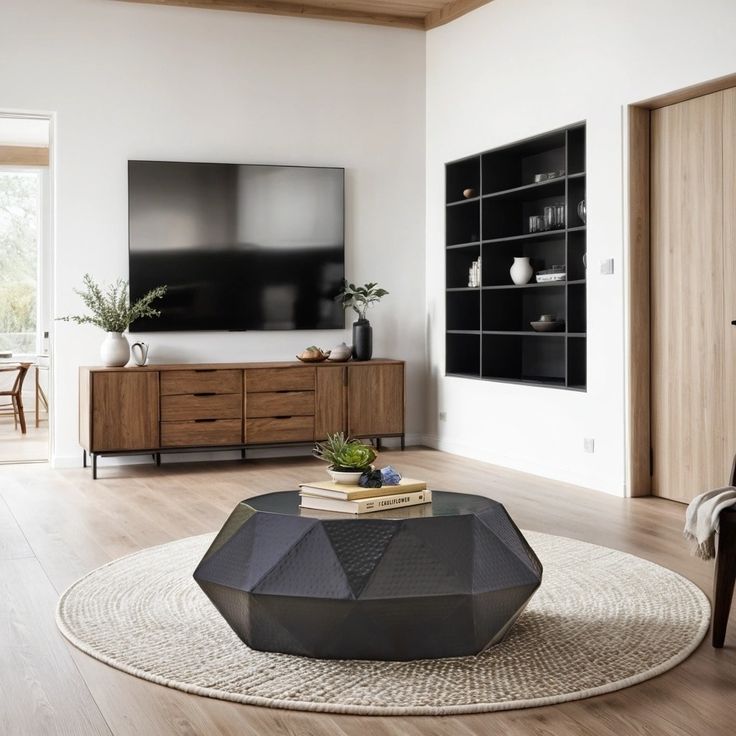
[530,320,565,332]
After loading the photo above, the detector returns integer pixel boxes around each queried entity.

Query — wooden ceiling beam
[424,0,491,29]
[0,146,49,167]
[115,0,427,30]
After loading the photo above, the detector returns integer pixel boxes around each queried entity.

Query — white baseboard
[421,433,624,497]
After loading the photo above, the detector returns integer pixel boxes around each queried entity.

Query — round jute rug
[56,531,709,716]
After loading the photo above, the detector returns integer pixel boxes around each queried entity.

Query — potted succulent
[59,274,167,367]
[313,432,377,484]
[336,281,389,361]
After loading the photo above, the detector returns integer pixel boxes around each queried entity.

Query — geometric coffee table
[194,490,542,661]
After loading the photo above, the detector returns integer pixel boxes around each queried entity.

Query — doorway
[0,114,51,464]
[628,74,736,501]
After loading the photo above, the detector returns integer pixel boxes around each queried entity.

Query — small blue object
[380,465,402,486]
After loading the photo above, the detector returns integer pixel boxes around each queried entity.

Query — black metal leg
[401,434,405,451]
[241,448,246,460]
[156,453,161,467]
[92,453,98,480]
[83,450,87,468]
[376,437,383,451]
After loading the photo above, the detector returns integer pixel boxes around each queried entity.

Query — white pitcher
[131,342,149,367]
[510,257,533,285]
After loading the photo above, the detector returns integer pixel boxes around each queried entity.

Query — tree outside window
[0,171,40,353]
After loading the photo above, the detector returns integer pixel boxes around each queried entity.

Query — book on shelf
[300,489,432,515]
[298,478,427,501]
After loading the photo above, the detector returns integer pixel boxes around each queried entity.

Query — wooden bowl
[296,351,330,362]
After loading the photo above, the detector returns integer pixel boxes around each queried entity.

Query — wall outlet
[439,411,447,421]
[584,437,595,453]
[600,258,614,275]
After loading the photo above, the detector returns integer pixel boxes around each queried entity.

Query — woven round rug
[56,531,709,716]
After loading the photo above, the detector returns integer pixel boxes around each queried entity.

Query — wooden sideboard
[79,359,405,478]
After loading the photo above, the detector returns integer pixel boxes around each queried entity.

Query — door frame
[0,110,56,464]
[626,72,736,496]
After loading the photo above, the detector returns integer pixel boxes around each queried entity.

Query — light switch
[600,258,614,275]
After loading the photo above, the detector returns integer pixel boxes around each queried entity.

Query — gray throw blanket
[684,487,736,560]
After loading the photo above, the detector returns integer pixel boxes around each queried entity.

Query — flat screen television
[128,160,345,331]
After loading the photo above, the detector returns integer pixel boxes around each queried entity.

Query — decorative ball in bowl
[530,314,565,332]
[296,346,330,362]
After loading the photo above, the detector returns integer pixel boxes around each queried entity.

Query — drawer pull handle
[194,369,216,373]
[194,418,218,423]
[276,415,293,419]
[193,392,216,397]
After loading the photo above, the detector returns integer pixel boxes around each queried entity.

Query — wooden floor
[0,414,48,463]
[1,447,734,735]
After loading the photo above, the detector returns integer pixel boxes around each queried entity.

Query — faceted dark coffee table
[194,491,542,661]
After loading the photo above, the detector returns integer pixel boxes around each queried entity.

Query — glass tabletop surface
[245,490,498,520]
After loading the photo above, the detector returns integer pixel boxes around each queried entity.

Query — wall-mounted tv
[128,161,345,331]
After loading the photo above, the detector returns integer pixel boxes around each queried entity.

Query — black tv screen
[128,161,345,331]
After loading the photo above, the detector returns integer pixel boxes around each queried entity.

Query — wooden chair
[713,456,736,647]
[0,363,31,435]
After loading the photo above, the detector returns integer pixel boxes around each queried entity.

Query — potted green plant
[59,274,167,367]
[336,281,389,361]
[313,432,377,484]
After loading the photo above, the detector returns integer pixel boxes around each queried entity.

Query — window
[0,169,41,354]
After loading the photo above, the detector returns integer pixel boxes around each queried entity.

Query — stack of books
[299,478,431,514]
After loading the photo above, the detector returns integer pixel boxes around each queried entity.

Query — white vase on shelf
[510,257,533,285]
[100,332,130,367]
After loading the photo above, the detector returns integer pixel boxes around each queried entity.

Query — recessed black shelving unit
[444,123,587,390]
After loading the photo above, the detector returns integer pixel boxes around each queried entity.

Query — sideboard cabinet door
[315,365,346,439]
[91,372,160,451]
[347,364,404,437]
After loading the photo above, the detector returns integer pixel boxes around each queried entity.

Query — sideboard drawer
[161,419,242,447]
[161,370,242,396]
[246,391,314,418]
[161,393,242,422]
[246,367,315,393]
[246,416,314,444]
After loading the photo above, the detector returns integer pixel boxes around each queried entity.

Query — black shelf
[483,282,566,290]
[483,230,566,245]
[483,330,566,336]
[482,176,567,200]
[446,241,480,250]
[447,196,480,207]
[445,122,587,391]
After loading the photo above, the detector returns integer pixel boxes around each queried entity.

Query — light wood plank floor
[1,447,734,735]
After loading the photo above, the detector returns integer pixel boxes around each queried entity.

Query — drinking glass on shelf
[529,215,543,233]
[543,206,555,231]
[555,203,565,228]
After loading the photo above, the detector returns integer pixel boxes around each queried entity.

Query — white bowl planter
[328,468,364,485]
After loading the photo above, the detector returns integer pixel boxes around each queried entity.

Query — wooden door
[315,366,345,439]
[650,91,726,501]
[91,372,159,451]
[347,364,403,437]
[723,88,736,474]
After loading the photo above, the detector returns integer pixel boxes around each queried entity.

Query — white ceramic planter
[328,468,364,485]
[510,256,533,285]
[100,332,130,367]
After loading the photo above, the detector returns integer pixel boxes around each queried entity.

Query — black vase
[352,319,373,361]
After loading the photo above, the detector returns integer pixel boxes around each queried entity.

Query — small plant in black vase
[336,280,389,361]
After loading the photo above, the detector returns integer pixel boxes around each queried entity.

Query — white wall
[426,0,736,494]
[0,0,427,465]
